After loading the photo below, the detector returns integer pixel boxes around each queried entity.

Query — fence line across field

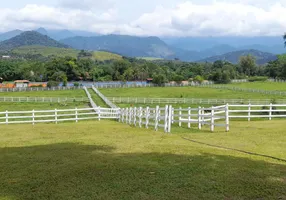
[83,86,97,109]
[108,97,286,105]
[195,84,286,96]
[0,96,89,103]
[0,107,120,125]
[92,86,118,108]
[0,86,87,92]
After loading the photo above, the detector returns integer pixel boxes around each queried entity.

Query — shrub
[30,84,43,88]
[248,76,268,82]
[73,82,80,87]
[47,81,59,88]
[193,75,204,84]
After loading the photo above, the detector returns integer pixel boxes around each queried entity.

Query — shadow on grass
[1,143,286,200]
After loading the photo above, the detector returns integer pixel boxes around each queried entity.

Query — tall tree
[284,33,286,47]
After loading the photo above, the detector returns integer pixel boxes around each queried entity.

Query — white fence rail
[108,97,286,105]
[229,104,286,121]
[92,86,118,108]
[119,105,229,132]
[0,96,89,103]
[83,87,97,109]
[0,86,87,92]
[195,85,286,96]
[94,81,214,89]
[0,107,120,125]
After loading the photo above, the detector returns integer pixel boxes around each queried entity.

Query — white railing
[119,105,229,133]
[231,79,248,83]
[229,103,286,121]
[268,79,286,83]
[0,107,120,125]
[92,86,118,108]
[0,96,89,103]
[195,85,286,96]
[0,86,87,92]
[94,81,214,89]
[108,97,286,105]
[83,87,97,109]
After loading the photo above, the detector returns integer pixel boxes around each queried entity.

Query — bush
[193,75,204,84]
[73,82,80,87]
[47,81,59,88]
[30,84,43,88]
[248,76,268,82]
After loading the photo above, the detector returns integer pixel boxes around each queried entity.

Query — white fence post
[146,107,149,129]
[225,104,230,132]
[168,105,172,133]
[32,109,35,125]
[269,103,272,120]
[75,107,78,123]
[98,107,101,121]
[133,107,137,126]
[188,107,191,128]
[248,103,251,121]
[155,106,159,131]
[126,108,129,124]
[164,105,168,132]
[5,110,8,125]
[179,107,182,127]
[211,106,214,132]
[55,109,58,124]
[198,107,202,130]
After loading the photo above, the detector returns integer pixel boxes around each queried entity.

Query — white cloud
[0,1,286,36]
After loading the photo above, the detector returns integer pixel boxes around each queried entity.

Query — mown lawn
[0,102,89,111]
[226,81,286,91]
[0,90,86,98]
[100,87,281,99]
[0,120,285,200]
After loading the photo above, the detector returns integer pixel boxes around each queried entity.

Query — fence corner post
[5,110,8,125]
[98,106,101,121]
[32,109,35,125]
[188,107,191,128]
[198,106,202,130]
[269,103,272,121]
[55,109,58,124]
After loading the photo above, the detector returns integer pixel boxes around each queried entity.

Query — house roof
[14,80,30,83]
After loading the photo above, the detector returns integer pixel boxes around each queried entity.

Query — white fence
[83,87,97,109]
[92,86,118,108]
[196,85,286,96]
[231,79,248,83]
[229,104,286,121]
[0,107,120,125]
[108,97,286,105]
[119,105,229,132]
[94,81,214,89]
[0,86,86,92]
[0,96,89,103]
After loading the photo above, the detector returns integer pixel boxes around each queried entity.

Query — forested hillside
[0,31,69,51]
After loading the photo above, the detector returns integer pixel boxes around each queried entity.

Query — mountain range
[0,28,284,64]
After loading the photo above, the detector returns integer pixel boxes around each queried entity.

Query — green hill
[0,31,69,51]
[11,45,122,61]
[197,49,277,65]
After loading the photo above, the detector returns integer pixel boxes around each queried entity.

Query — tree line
[0,51,285,86]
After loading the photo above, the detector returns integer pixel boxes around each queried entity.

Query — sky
[1,0,286,37]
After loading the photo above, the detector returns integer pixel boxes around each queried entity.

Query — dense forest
[0,50,286,86]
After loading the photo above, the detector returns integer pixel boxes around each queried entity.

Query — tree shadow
[1,143,286,200]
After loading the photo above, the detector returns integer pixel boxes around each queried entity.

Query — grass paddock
[1,120,286,200]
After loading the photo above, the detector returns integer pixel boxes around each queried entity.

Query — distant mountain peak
[0,31,69,51]
[197,49,277,65]
[36,27,48,35]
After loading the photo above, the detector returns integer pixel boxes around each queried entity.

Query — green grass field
[100,87,280,99]
[0,90,86,98]
[12,46,122,61]
[0,102,88,111]
[0,120,285,199]
[228,81,286,91]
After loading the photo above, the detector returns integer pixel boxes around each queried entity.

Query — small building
[14,80,30,88]
[146,78,153,84]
